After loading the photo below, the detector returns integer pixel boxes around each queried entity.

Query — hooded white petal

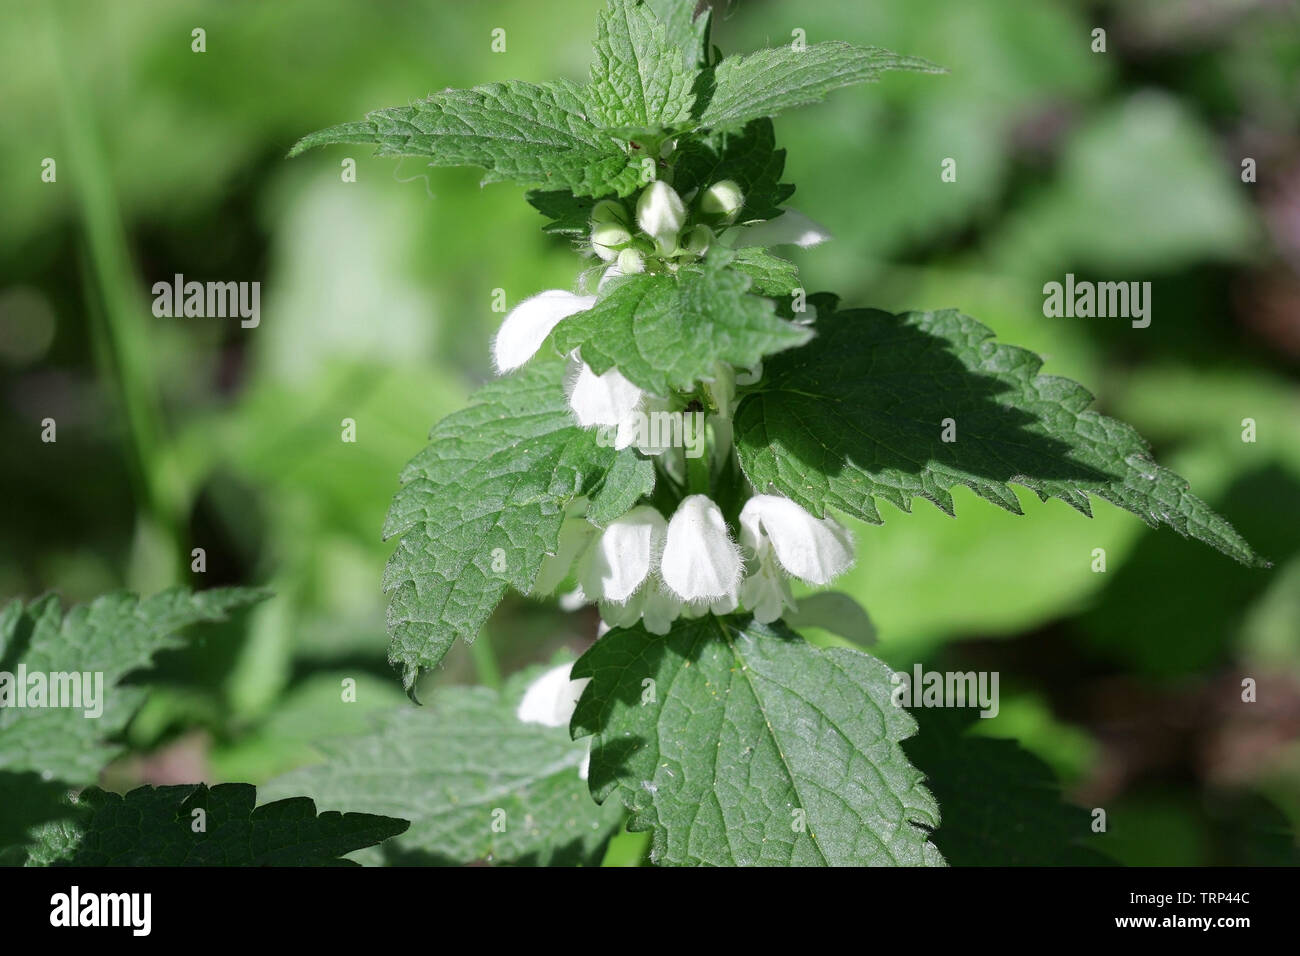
[580,505,667,603]
[661,494,743,603]
[516,662,590,728]
[739,494,854,585]
[567,361,645,430]
[492,291,596,373]
[740,208,832,249]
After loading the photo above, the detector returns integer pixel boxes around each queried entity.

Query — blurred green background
[3,0,1298,865]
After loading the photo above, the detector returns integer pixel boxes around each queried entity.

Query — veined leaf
[725,247,801,297]
[290,80,641,198]
[904,709,1110,866]
[264,666,623,866]
[382,362,649,688]
[551,263,811,396]
[734,307,1266,567]
[572,616,944,866]
[526,189,602,236]
[0,588,267,786]
[697,42,944,130]
[22,784,406,867]
[586,0,698,131]
[643,0,711,69]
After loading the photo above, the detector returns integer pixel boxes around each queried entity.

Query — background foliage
[2,0,1298,864]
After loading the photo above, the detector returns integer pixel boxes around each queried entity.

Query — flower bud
[636,180,686,251]
[700,179,744,221]
[590,199,629,226]
[591,222,632,261]
[617,247,646,274]
[680,224,712,256]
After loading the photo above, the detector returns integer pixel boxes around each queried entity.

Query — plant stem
[470,633,502,690]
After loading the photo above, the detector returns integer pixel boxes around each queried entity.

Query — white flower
[639,577,683,634]
[739,550,795,624]
[566,359,644,435]
[636,180,686,254]
[700,180,744,221]
[579,505,667,603]
[740,208,831,248]
[661,494,742,604]
[492,290,595,372]
[516,662,590,728]
[739,494,854,585]
[598,574,682,635]
[598,591,642,629]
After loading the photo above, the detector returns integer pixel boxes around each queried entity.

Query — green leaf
[642,0,711,69]
[697,42,944,131]
[264,668,623,866]
[572,616,944,866]
[382,363,648,688]
[671,118,793,221]
[526,189,601,236]
[734,307,1266,567]
[290,80,641,198]
[904,709,1110,865]
[21,783,407,866]
[724,247,801,297]
[551,263,811,396]
[588,448,657,526]
[586,0,698,131]
[0,588,267,785]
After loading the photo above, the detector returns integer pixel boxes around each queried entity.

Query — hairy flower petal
[492,290,596,372]
[515,662,590,728]
[567,360,644,429]
[740,494,854,585]
[661,494,743,602]
[580,505,667,603]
